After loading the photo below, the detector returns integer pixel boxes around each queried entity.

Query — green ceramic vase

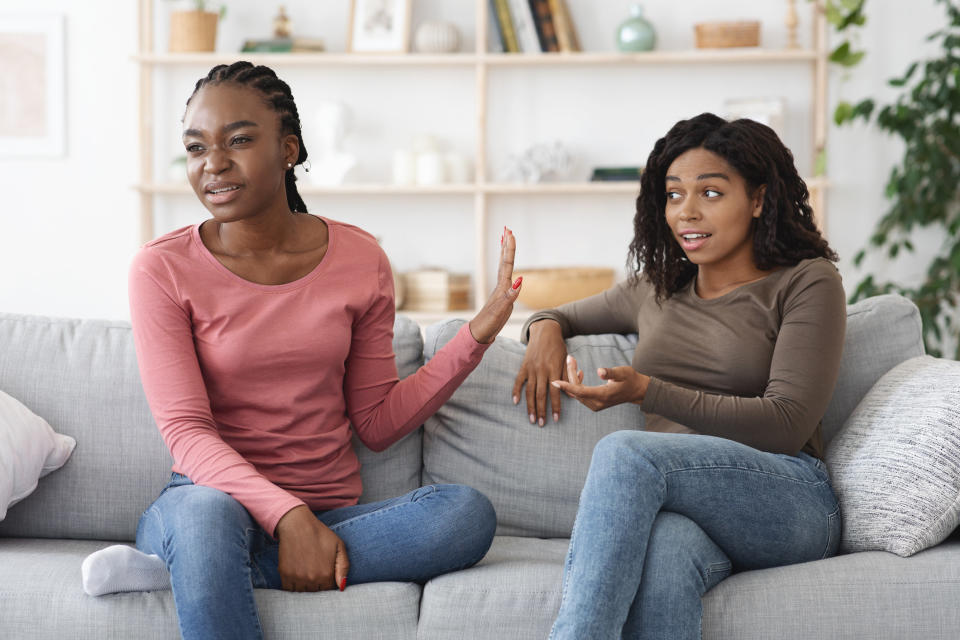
[616,4,657,52]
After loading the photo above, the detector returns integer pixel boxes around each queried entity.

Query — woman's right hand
[275,505,350,592]
[512,319,576,426]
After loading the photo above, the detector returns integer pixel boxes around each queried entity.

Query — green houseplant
[833,0,960,357]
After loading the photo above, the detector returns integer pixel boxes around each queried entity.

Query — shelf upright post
[812,1,828,230]
[474,0,489,309]
[138,0,155,245]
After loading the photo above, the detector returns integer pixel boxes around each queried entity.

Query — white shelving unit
[136,1,829,321]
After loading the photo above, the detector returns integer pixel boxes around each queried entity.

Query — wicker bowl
[513,267,615,310]
[694,21,761,48]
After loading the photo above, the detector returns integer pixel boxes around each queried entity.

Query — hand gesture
[469,227,522,344]
[275,505,350,592]
[512,319,567,426]
[551,355,650,412]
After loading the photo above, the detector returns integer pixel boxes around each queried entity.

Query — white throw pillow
[825,355,960,557]
[0,389,76,520]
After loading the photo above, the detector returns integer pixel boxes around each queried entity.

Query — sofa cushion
[701,539,960,639]
[0,313,424,540]
[825,355,960,556]
[418,535,960,640]
[0,314,171,541]
[422,319,645,538]
[0,389,76,520]
[821,294,924,447]
[354,314,425,504]
[418,536,565,640]
[0,538,420,639]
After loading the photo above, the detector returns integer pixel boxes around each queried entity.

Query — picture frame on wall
[347,0,412,53]
[0,14,65,157]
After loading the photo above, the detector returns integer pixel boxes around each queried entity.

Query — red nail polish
[339,577,347,591]
[512,276,523,290]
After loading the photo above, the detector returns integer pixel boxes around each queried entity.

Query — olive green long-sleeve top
[521,258,846,458]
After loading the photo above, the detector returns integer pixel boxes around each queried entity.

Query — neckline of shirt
[190,215,335,293]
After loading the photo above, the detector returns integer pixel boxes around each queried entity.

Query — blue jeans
[136,474,496,640]
[549,431,841,640]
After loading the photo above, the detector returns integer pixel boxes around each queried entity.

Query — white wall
[0,0,138,320]
[0,1,948,320]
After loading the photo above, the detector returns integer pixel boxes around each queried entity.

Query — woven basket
[694,21,761,48]
[513,267,615,310]
[169,11,218,53]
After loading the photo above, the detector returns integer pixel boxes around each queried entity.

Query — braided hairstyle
[628,112,837,301]
[186,61,309,213]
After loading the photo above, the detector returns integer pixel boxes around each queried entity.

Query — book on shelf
[506,0,541,53]
[487,0,504,52]
[528,0,560,52]
[240,37,326,53]
[590,167,644,181]
[548,0,581,52]
[491,0,520,53]
[401,270,471,312]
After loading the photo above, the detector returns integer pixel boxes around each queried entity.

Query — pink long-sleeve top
[128,218,489,536]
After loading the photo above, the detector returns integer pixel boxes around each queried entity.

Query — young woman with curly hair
[513,112,845,639]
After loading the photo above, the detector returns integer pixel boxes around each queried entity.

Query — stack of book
[401,270,472,312]
[590,167,645,182]
[489,0,580,53]
[240,37,326,53]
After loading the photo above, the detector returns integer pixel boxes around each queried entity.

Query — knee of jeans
[161,484,254,542]
[591,430,650,469]
[441,484,497,547]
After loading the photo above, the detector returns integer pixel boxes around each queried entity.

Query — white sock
[81,544,171,596]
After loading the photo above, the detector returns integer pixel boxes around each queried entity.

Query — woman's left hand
[551,355,650,411]
[469,228,522,344]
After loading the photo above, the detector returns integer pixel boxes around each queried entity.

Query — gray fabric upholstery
[0,314,170,541]
[422,319,645,538]
[0,312,424,540]
[701,539,960,639]
[418,536,565,640]
[354,314,424,504]
[826,355,960,556]
[821,294,924,446]
[0,538,420,639]
[418,535,960,640]
[2,297,954,639]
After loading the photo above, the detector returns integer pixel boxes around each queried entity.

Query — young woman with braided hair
[112,62,521,639]
[514,113,846,639]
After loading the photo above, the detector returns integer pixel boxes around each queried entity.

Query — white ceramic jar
[414,21,462,53]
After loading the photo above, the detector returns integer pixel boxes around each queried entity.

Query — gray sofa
[2,293,959,639]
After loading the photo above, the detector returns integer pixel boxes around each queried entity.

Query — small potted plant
[167,1,225,53]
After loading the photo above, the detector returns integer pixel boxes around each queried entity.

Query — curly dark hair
[627,112,837,301]
[186,61,309,214]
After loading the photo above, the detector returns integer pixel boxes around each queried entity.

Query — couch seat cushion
[0,538,420,639]
[418,536,565,640]
[702,540,960,640]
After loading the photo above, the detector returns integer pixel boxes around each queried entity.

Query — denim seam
[327,486,437,534]
[661,464,829,486]
[821,505,842,559]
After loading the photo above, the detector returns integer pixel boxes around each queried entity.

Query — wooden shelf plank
[133,48,818,67]
[483,49,818,65]
[133,53,478,66]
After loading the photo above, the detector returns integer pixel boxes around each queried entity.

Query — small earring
[302,159,311,172]
[287,162,293,169]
